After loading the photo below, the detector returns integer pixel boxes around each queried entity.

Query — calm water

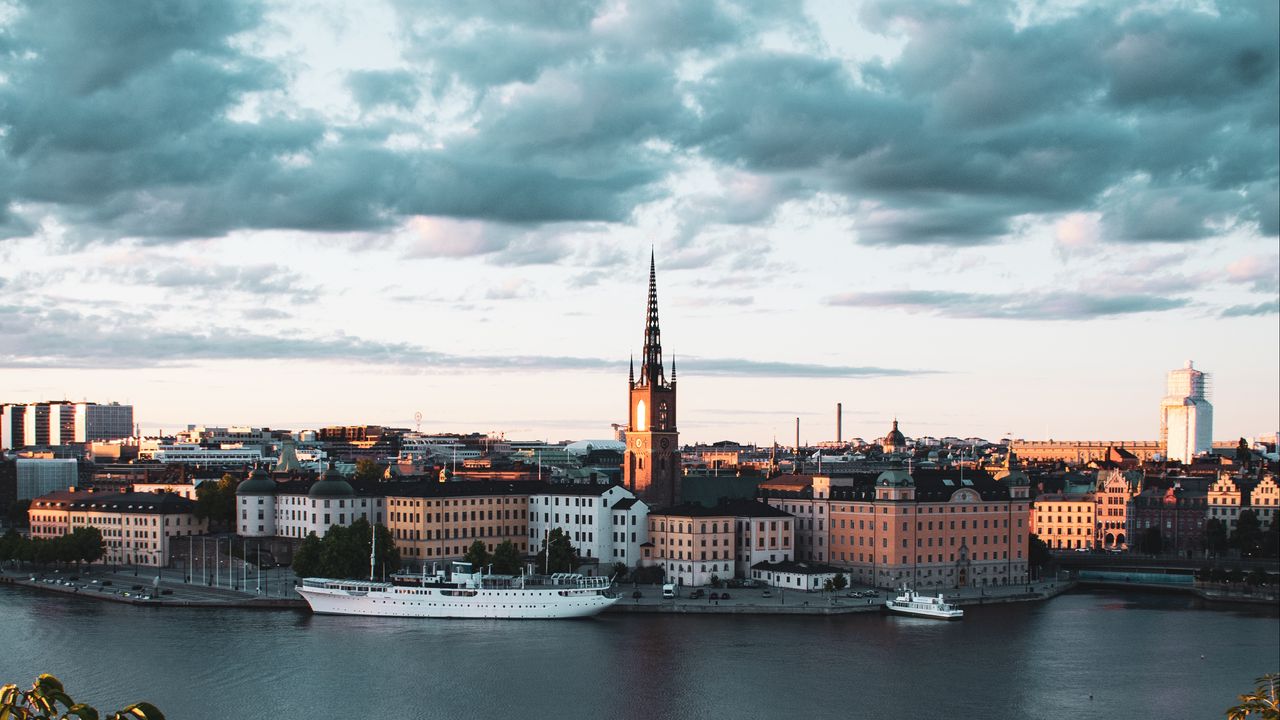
[1,587,1276,720]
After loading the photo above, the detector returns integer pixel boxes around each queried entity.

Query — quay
[0,567,306,610]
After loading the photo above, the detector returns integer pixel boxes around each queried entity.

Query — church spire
[640,248,665,386]
[629,355,635,386]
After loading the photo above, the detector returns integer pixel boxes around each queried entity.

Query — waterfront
[1,586,1275,719]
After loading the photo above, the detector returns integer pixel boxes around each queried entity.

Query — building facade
[644,505,735,587]
[763,470,1031,590]
[1031,494,1097,550]
[235,466,385,540]
[16,458,78,501]
[1128,485,1207,555]
[384,481,534,569]
[528,484,648,569]
[29,489,205,566]
[1,402,133,449]
[623,252,681,510]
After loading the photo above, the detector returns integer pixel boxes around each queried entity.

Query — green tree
[292,533,323,578]
[609,562,628,582]
[832,573,848,591]
[0,529,21,563]
[1226,673,1279,720]
[1232,510,1263,557]
[631,565,665,585]
[194,475,238,529]
[1,674,164,720]
[534,528,580,574]
[353,459,383,484]
[1206,519,1230,555]
[69,527,106,569]
[7,499,31,528]
[464,539,491,570]
[492,540,523,575]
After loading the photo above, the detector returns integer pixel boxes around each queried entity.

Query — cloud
[1220,301,1278,318]
[1225,254,1280,293]
[346,70,422,111]
[124,262,318,301]
[0,301,933,379]
[826,289,1189,320]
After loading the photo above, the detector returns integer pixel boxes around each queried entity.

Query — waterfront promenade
[0,565,304,609]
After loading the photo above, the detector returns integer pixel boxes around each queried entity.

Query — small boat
[884,587,964,620]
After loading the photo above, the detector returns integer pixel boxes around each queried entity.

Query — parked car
[847,591,862,598]
[689,589,705,599]
[708,592,720,601]
[102,581,112,586]
[160,589,173,596]
[762,590,772,598]
[720,592,731,600]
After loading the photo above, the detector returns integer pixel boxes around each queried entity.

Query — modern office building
[1160,361,1213,463]
[16,458,79,501]
[0,402,133,449]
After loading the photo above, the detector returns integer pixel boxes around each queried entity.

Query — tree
[1206,519,1230,555]
[832,573,848,591]
[354,458,384,484]
[631,565,665,585]
[194,475,238,529]
[1,674,164,720]
[464,539,491,570]
[1246,568,1271,588]
[1226,673,1279,720]
[534,528,579,574]
[69,527,105,568]
[1235,438,1252,469]
[7,499,30,528]
[1028,533,1052,573]
[1233,510,1263,557]
[292,533,323,578]
[492,540,523,575]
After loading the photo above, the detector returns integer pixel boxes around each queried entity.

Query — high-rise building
[16,458,79,500]
[1159,361,1212,463]
[623,251,680,509]
[0,402,133,449]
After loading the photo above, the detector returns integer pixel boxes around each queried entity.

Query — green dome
[309,465,355,498]
[236,466,277,495]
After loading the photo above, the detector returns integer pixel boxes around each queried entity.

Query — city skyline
[1,0,1277,443]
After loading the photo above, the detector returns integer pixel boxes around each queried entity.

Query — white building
[236,466,385,539]
[153,443,264,465]
[750,560,847,592]
[1160,361,1213,463]
[528,484,648,568]
[16,458,78,501]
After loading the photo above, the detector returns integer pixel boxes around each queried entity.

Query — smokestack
[836,403,842,444]
[795,417,801,456]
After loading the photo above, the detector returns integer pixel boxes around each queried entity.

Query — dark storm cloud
[827,290,1188,320]
[0,0,1274,251]
[0,301,929,378]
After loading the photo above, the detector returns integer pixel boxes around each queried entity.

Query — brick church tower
[624,251,680,509]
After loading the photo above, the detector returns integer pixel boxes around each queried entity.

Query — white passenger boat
[884,587,964,620]
[296,561,618,619]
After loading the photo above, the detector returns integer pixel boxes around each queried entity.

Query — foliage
[1028,534,1052,570]
[609,562,628,582]
[1235,439,1252,469]
[1226,673,1279,720]
[0,674,164,720]
[1232,511,1266,558]
[464,540,491,570]
[353,459,383,484]
[534,528,580,574]
[193,475,238,529]
[832,573,848,591]
[0,528,105,569]
[491,540,523,575]
[289,518,399,580]
[7,499,31,529]
[1206,519,1230,555]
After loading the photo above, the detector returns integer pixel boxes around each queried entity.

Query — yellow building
[1030,494,1097,550]
[29,489,206,566]
[645,504,736,587]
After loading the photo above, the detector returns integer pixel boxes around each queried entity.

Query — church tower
[624,250,680,508]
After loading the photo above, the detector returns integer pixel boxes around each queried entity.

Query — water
[1,587,1275,720]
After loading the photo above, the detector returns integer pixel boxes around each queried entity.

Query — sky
[0,0,1276,445]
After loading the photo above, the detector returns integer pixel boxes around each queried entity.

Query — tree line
[291,517,400,580]
[0,527,105,570]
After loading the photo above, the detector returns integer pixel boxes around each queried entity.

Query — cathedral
[623,251,680,509]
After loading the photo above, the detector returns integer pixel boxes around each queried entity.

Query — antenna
[414,411,423,433]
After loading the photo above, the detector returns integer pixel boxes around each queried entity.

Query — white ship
[884,587,964,620]
[296,561,618,619]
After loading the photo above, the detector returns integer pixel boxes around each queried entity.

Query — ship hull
[297,585,617,619]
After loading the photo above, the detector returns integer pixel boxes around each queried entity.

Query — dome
[876,469,914,487]
[236,466,277,495]
[883,419,906,446]
[309,465,355,498]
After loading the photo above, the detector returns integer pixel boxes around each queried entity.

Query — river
[1,587,1275,719]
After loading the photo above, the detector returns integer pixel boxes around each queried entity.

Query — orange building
[763,469,1031,590]
[383,481,536,569]
[1030,494,1097,550]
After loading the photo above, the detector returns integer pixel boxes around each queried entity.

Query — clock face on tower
[634,438,643,448]
[660,438,670,449]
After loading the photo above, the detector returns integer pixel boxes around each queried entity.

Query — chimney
[836,403,842,444]
[795,417,801,456]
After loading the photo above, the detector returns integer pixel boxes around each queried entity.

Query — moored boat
[296,561,618,619]
[884,587,964,620]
